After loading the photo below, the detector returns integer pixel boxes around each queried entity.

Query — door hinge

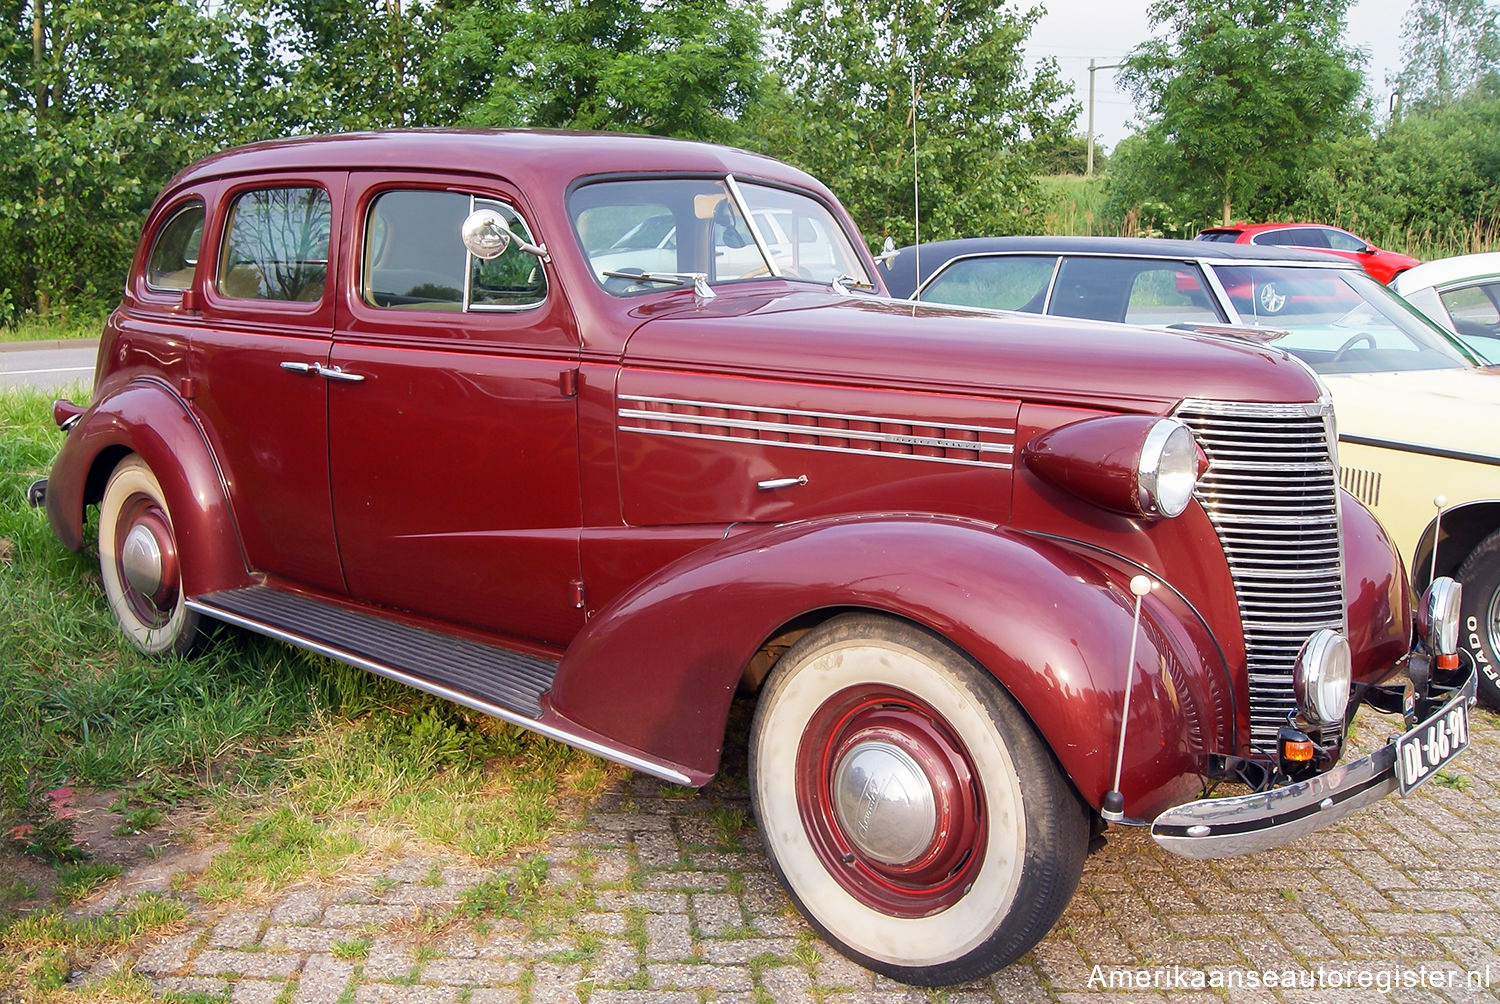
[570,579,586,609]
[559,368,579,398]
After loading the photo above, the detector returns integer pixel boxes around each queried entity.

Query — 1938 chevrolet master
[33,131,1475,985]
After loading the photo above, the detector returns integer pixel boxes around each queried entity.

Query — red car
[1197,222,1421,283]
[32,131,1472,986]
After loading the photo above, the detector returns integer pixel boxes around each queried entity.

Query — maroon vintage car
[33,131,1474,986]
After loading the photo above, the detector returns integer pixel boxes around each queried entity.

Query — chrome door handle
[314,364,365,383]
[279,361,315,374]
[757,475,809,491]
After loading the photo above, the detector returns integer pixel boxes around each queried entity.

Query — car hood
[623,290,1324,411]
[1321,365,1500,460]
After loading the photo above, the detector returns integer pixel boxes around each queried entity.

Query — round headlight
[1138,420,1200,518]
[1294,629,1352,725]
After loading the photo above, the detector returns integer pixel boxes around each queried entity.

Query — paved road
[62,703,1500,1003]
[0,339,97,393]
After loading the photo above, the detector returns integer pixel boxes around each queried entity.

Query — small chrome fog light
[1294,629,1352,725]
[1417,577,1463,669]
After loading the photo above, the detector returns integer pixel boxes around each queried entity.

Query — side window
[1322,229,1367,252]
[1440,283,1500,326]
[921,255,1056,311]
[1251,230,1298,247]
[363,190,545,311]
[1123,266,1223,326]
[146,203,204,291]
[218,187,331,301]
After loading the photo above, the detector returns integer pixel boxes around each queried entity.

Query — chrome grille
[1173,398,1346,752]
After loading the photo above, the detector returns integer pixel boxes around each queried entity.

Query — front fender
[549,515,1228,817]
[45,379,249,595]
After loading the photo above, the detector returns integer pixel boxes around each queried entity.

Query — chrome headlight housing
[1294,629,1352,725]
[1417,577,1462,664]
[1138,419,1200,518]
[1022,415,1206,520]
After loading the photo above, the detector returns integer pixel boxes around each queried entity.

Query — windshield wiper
[602,269,715,300]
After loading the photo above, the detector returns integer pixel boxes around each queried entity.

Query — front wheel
[749,614,1090,986]
[1456,531,1500,708]
[98,456,202,656]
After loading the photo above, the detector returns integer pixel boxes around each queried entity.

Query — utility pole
[1087,59,1124,177]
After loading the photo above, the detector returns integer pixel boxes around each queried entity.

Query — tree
[1118,0,1365,226]
[0,0,286,317]
[1390,0,1500,113]
[751,0,1077,247]
[438,0,766,142]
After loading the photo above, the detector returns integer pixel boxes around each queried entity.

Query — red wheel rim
[794,685,986,917]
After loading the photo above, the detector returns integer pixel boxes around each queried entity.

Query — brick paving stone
[699,937,797,965]
[590,847,633,884]
[649,962,753,992]
[354,984,460,1004]
[758,964,815,1004]
[589,992,699,1004]
[634,831,680,868]
[644,913,695,960]
[192,949,302,978]
[589,939,642,985]
[156,975,231,996]
[362,936,419,981]
[467,990,523,1004]
[209,909,266,948]
[270,888,325,924]
[418,958,524,986]
[643,870,731,892]
[293,954,355,1004]
[134,930,198,975]
[691,892,741,936]
[530,961,584,1004]
[263,924,348,952]
[322,903,421,927]
[231,977,288,1003]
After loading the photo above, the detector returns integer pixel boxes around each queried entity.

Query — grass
[0,311,106,343]
[0,387,620,996]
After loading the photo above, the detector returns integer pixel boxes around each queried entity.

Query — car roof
[165,129,829,200]
[1392,252,1500,293]
[881,234,1355,298]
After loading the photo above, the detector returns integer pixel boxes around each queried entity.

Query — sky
[1024,0,1411,153]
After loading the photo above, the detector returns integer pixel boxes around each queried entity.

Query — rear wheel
[98,456,202,656]
[1456,531,1500,708]
[749,614,1089,986]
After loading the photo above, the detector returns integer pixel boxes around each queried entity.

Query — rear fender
[45,379,249,595]
[550,515,1227,817]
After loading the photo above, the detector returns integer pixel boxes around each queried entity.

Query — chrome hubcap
[122,523,165,598]
[831,740,937,866]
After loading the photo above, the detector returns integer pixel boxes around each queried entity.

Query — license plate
[1395,698,1470,795]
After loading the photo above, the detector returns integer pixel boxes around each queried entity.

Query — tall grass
[1,389,615,915]
[0,311,106,343]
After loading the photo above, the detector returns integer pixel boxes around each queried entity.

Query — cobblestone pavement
[94,706,1500,1002]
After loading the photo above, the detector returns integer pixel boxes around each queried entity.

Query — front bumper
[1149,659,1476,859]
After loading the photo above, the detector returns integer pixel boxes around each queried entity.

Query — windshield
[569,176,871,295]
[1209,264,1475,373]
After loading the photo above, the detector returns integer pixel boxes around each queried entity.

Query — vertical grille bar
[1173,398,1346,752]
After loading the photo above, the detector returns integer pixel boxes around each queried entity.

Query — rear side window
[146,203,204,291]
[1122,265,1222,326]
[362,190,546,311]
[218,187,331,301]
[920,255,1056,311]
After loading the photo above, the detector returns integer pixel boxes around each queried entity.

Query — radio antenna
[912,64,920,296]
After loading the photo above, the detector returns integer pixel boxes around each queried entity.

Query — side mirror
[461,209,550,263]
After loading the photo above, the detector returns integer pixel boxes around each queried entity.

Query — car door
[192,174,345,592]
[328,175,585,647]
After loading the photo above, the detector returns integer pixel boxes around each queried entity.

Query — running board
[191,586,557,719]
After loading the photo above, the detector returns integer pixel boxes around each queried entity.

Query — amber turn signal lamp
[1282,737,1315,762]
[1436,653,1460,670]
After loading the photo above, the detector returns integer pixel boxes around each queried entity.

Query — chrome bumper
[1150,661,1476,859]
